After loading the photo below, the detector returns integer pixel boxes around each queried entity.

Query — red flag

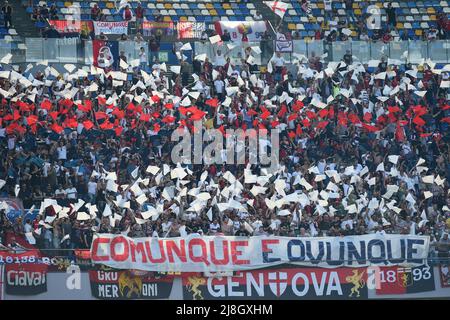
[292,100,304,112]
[95,112,108,120]
[51,123,64,134]
[153,123,161,133]
[388,106,401,113]
[83,120,94,130]
[363,112,372,122]
[306,111,316,119]
[296,124,303,136]
[420,133,432,138]
[164,103,174,110]
[288,131,296,139]
[413,116,426,126]
[140,114,151,122]
[362,123,379,132]
[49,111,59,121]
[205,98,219,108]
[247,109,258,116]
[318,109,328,118]
[271,120,280,128]
[441,117,450,124]
[260,110,271,120]
[99,121,114,130]
[13,110,20,121]
[287,113,298,121]
[27,115,38,126]
[151,95,160,103]
[348,113,361,124]
[162,115,176,123]
[98,96,106,105]
[277,104,287,118]
[112,108,125,119]
[77,104,91,113]
[114,126,123,136]
[64,118,78,128]
[316,121,329,130]
[302,118,311,127]
[40,100,52,110]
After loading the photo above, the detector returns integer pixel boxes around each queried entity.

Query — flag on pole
[263,1,288,18]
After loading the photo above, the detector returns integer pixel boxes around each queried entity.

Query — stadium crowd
[0,25,450,262]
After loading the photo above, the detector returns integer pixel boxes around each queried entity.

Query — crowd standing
[0,5,449,265]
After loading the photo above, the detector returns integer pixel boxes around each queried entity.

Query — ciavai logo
[171,121,279,170]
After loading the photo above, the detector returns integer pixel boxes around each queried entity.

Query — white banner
[275,33,293,52]
[214,21,268,42]
[91,234,430,272]
[93,21,128,35]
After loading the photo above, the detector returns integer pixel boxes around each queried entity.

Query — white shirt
[24,223,32,233]
[214,54,226,67]
[214,79,225,93]
[66,187,77,199]
[57,146,67,160]
[139,51,147,63]
[88,181,97,195]
[271,56,285,68]
[324,0,332,11]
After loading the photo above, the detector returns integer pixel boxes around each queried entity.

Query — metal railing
[1,38,449,67]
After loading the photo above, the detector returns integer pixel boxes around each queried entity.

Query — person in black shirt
[378,56,387,72]
[1,1,12,28]
[343,49,352,66]
[221,30,231,42]
[40,4,49,20]
[44,25,60,39]
[386,3,396,30]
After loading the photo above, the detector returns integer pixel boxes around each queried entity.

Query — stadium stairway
[10,0,40,37]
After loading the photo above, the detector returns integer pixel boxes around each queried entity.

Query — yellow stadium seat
[427,8,435,14]
[355,9,361,15]
[223,3,231,9]
[180,16,187,22]
[164,3,172,10]
[317,3,324,9]
[430,15,437,20]
[288,23,296,30]
[396,22,404,29]
[209,9,217,16]
[415,29,423,36]
[351,31,357,37]
[64,2,72,7]
[205,3,213,9]
[352,3,359,9]
[106,3,114,9]
[163,16,172,22]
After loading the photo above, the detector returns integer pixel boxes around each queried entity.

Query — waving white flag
[264,1,288,18]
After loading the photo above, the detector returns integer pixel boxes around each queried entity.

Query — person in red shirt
[123,5,133,21]
[91,4,100,21]
[135,3,144,31]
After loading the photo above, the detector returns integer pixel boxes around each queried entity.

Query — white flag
[264,1,288,18]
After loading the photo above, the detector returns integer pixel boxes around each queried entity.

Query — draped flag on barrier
[182,267,370,299]
[214,21,268,42]
[90,234,430,272]
[93,21,128,35]
[177,22,206,39]
[89,267,174,299]
[93,40,119,70]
